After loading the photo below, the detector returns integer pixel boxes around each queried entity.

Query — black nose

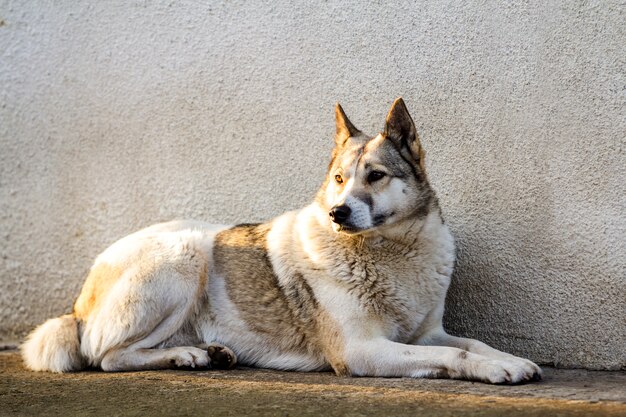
[329,205,351,224]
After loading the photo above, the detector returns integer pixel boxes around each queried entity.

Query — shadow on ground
[1,351,624,416]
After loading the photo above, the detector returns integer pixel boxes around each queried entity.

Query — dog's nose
[329,205,351,224]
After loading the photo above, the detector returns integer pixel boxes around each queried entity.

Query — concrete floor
[1,351,624,416]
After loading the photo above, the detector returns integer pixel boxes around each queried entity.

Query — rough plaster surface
[0,1,624,369]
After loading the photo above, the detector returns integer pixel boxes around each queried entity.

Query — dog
[22,98,542,384]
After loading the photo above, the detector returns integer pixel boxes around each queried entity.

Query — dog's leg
[101,346,209,371]
[344,338,538,384]
[415,329,542,381]
[81,245,212,370]
[101,342,237,371]
[408,305,542,381]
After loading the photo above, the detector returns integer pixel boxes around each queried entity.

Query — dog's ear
[384,97,425,172]
[335,103,360,147]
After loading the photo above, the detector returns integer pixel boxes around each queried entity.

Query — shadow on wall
[442,167,564,366]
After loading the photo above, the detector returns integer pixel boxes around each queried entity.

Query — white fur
[342,196,372,229]
[21,315,84,373]
[373,177,411,218]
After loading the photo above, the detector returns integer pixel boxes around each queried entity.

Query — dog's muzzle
[329,205,351,225]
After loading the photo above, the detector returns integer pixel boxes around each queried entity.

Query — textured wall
[0,1,624,369]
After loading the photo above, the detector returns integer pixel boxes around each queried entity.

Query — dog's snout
[329,205,351,224]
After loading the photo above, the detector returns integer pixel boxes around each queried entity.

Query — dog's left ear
[384,98,426,172]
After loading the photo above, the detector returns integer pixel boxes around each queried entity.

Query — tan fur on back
[213,223,348,373]
[73,263,124,320]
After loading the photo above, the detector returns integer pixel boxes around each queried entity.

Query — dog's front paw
[206,343,237,370]
[494,353,543,383]
[480,357,542,384]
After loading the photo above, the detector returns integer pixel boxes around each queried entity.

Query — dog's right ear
[335,103,360,147]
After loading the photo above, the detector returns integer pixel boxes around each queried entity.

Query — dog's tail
[21,314,86,373]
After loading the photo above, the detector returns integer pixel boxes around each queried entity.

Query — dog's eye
[334,174,344,184]
[368,171,386,183]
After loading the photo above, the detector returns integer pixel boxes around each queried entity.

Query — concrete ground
[1,351,624,417]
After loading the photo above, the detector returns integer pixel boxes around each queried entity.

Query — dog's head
[317,98,435,235]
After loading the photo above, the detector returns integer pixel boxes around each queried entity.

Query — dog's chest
[334,239,453,342]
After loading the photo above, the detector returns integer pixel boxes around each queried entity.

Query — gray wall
[1,1,624,369]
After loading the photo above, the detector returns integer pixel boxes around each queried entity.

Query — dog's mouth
[337,224,358,234]
[331,222,368,235]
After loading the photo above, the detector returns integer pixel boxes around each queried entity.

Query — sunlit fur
[21,98,542,384]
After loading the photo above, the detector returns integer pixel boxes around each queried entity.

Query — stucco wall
[0,1,624,369]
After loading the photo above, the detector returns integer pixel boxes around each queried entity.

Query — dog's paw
[506,355,543,382]
[492,353,543,382]
[479,357,542,384]
[206,343,237,370]
[170,347,210,368]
